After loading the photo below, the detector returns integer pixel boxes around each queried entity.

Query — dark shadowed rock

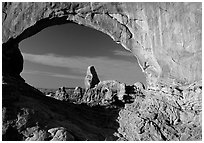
[2,76,121,141]
[2,42,24,81]
[84,65,100,90]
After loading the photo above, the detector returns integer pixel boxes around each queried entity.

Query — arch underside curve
[2,2,202,88]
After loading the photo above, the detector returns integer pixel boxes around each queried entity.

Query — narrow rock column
[84,65,100,91]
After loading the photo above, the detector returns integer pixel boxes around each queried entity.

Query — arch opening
[19,22,146,89]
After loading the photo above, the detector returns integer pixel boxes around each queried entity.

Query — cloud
[22,52,135,69]
[22,70,83,80]
[22,52,145,84]
[113,50,133,57]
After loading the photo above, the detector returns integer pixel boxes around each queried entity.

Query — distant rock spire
[84,65,100,90]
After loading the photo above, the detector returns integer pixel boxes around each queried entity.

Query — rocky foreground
[2,66,202,141]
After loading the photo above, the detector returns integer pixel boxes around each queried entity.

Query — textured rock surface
[54,87,69,101]
[117,81,202,141]
[71,86,83,102]
[2,2,202,87]
[2,2,202,141]
[84,65,100,90]
[82,80,127,106]
[2,75,202,141]
[134,82,145,93]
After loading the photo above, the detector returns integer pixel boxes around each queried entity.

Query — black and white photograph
[2,1,202,141]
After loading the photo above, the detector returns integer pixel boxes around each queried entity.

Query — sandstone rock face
[83,80,131,106]
[2,2,202,141]
[2,2,202,87]
[117,81,202,141]
[84,65,100,90]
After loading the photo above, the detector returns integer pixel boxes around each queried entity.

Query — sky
[19,23,146,89]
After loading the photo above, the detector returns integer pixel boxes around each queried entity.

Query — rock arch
[2,2,202,88]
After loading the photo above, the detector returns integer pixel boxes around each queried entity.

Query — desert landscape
[2,2,202,141]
